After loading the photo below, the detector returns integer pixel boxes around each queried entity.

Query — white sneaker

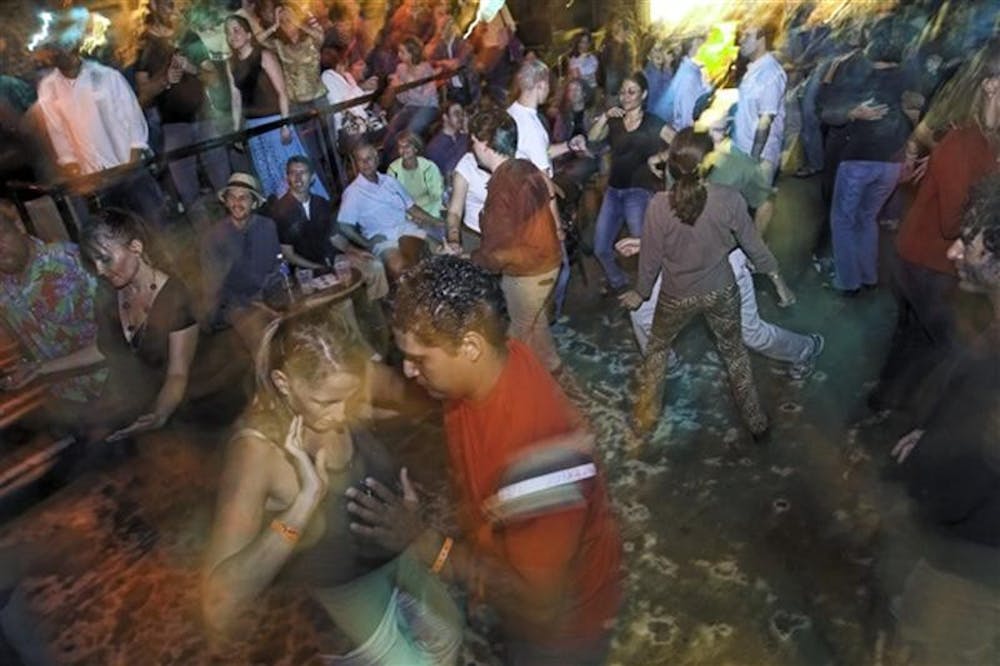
[788,334,824,380]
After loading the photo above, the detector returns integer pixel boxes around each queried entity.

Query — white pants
[631,250,813,363]
[321,588,461,665]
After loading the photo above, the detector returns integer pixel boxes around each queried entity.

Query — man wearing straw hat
[200,173,280,349]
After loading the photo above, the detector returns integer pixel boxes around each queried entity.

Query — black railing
[5,64,462,235]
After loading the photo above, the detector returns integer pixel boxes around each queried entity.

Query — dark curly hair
[391,255,509,351]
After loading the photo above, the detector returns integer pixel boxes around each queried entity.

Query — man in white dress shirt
[34,14,165,224]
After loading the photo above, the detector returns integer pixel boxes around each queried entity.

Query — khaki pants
[501,268,561,371]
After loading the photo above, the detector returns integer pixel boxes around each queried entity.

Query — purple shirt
[425,131,470,177]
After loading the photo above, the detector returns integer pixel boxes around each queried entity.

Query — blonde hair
[245,306,370,440]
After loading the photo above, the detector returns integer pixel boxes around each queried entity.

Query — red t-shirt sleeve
[500,504,588,591]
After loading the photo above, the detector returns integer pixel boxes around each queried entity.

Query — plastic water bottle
[276,253,295,303]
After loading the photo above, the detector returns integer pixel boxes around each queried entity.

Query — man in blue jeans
[820,18,922,294]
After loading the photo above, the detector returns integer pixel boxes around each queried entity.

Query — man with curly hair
[349,255,622,665]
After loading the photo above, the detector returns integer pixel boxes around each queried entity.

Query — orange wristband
[430,536,453,575]
[270,519,300,545]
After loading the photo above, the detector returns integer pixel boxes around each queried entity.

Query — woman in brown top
[468,109,563,373]
[621,129,787,440]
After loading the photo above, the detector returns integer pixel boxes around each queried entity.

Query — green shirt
[387,156,444,218]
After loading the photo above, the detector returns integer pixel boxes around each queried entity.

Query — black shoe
[751,427,772,446]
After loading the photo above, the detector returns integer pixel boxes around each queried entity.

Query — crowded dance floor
[0,0,998,664]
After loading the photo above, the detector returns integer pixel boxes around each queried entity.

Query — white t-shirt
[453,152,490,233]
[321,69,370,131]
[37,60,149,174]
[507,101,552,176]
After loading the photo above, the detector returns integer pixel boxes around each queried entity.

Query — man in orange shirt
[347,255,622,665]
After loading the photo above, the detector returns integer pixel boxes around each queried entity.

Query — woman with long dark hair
[225,14,329,200]
[203,306,461,663]
[567,29,599,91]
[621,129,788,439]
[588,71,674,294]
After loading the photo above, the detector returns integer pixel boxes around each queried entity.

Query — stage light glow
[649,0,728,26]
[27,11,54,51]
[462,0,508,39]
[80,12,111,55]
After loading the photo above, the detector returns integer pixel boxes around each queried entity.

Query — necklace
[120,268,161,336]
[624,110,643,132]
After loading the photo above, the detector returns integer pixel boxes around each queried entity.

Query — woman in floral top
[0,211,106,410]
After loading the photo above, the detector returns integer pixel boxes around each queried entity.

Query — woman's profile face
[285,368,364,433]
[86,235,142,290]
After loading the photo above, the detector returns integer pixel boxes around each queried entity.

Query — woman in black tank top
[224,14,330,201]
[202,306,461,662]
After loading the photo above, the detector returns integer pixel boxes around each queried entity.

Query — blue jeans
[554,243,571,319]
[594,187,652,290]
[830,160,901,291]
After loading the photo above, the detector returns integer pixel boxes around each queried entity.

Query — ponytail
[666,128,713,225]
[668,169,706,226]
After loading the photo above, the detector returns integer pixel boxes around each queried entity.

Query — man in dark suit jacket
[268,156,343,269]
[269,156,388,302]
